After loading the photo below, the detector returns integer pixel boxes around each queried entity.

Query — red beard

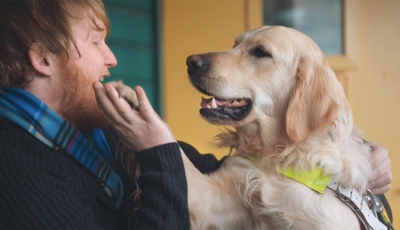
[57,59,108,131]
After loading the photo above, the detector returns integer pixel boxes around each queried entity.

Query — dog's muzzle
[186,54,252,122]
[186,54,210,76]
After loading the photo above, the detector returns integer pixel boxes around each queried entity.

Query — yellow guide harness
[245,156,394,230]
[278,166,330,194]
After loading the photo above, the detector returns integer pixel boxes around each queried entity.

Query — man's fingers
[367,141,388,169]
[93,82,125,126]
[370,184,390,195]
[369,170,393,189]
[103,83,138,124]
[366,141,392,195]
[135,86,156,121]
[370,156,391,181]
[368,140,379,148]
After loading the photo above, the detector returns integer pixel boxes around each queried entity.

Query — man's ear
[28,43,53,76]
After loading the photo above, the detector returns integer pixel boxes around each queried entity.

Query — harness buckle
[365,189,384,214]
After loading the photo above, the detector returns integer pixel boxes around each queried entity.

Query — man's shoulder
[0,118,20,132]
[0,119,51,151]
[0,119,120,229]
[0,119,93,180]
[0,119,40,150]
[0,118,111,197]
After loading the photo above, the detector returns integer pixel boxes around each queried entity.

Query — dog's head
[187,26,350,146]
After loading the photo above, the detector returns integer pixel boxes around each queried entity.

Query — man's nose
[104,44,117,68]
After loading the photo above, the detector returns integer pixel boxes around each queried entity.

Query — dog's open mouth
[200,96,252,121]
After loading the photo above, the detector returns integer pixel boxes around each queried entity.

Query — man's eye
[253,47,271,58]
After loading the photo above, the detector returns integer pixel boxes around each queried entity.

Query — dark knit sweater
[0,119,223,229]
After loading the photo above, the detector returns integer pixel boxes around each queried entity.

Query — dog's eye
[254,47,271,58]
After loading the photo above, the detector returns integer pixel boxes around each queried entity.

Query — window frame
[251,0,357,97]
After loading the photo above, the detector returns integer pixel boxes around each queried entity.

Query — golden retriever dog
[182,25,374,230]
[113,26,381,230]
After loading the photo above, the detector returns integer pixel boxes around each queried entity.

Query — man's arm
[95,83,190,230]
[134,143,190,230]
[103,127,190,230]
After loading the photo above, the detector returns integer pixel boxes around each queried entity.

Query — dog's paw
[108,80,139,111]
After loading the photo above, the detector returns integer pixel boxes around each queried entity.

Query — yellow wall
[348,1,400,227]
[164,0,399,226]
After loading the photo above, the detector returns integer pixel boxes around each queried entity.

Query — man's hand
[368,141,393,195]
[93,82,176,152]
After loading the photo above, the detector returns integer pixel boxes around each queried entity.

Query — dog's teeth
[207,105,211,109]
[239,99,246,103]
[211,98,218,108]
[232,100,240,105]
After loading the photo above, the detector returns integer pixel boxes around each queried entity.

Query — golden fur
[182,26,371,230]
[116,26,372,230]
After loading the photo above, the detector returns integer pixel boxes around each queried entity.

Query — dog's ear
[285,57,339,143]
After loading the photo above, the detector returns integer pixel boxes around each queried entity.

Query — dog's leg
[108,81,139,110]
[179,148,259,230]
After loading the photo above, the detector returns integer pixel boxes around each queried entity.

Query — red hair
[0,0,110,88]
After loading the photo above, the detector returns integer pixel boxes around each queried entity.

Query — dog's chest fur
[188,154,362,230]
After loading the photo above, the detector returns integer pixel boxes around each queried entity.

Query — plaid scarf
[0,88,123,210]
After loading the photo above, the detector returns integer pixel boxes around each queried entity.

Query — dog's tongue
[200,97,248,108]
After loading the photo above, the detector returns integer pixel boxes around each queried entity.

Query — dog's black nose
[186,54,209,75]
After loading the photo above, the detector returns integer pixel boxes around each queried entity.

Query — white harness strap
[327,180,387,230]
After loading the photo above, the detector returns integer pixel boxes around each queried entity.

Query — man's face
[55,16,117,131]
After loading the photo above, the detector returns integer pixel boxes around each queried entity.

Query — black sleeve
[103,126,226,175]
[102,127,225,230]
[178,141,227,174]
[133,141,227,230]
[134,143,190,230]
[103,127,190,230]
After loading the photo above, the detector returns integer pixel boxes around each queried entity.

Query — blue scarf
[0,88,123,210]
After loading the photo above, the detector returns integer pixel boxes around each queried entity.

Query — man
[0,0,392,230]
[0,1,195,229]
